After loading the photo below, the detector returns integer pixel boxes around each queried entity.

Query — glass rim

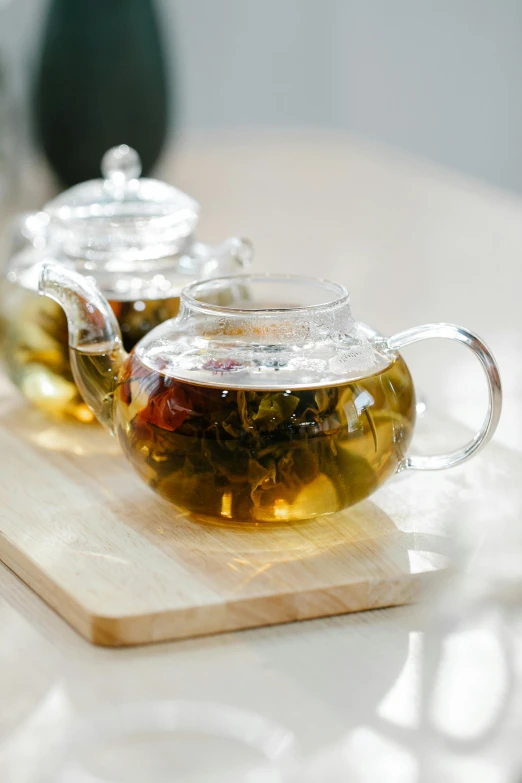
[181,273,350,315]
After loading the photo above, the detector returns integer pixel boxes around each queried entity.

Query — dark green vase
[33,0,169,187]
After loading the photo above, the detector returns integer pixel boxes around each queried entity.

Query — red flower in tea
[137,383,192,432]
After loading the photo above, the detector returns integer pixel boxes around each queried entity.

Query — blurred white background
[1,0,521,193]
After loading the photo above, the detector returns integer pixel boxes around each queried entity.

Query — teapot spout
[39,263,127,432]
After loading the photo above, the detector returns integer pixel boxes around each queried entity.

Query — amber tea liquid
[110,353,416,523]
[2,285,180,421]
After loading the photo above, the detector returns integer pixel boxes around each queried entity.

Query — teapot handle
[387,323,502,471]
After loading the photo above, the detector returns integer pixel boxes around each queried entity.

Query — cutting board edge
[0,520,444,646]
[0,528,95,642]
[87,569,443,647]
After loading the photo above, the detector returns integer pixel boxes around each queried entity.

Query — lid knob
[101,145,142,188]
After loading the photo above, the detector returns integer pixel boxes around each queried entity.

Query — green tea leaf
[249,458,277,505]
[253,393,299,430]
[222,410,242,437]
[314,387,331,413]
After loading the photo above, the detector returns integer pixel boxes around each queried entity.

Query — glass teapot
[1,145,252,422]
[39,268,502,524]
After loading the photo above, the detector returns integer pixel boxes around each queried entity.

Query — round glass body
[114,351,416,523]
[80,275,416,521]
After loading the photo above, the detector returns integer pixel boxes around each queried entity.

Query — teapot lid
[42,145,200,260]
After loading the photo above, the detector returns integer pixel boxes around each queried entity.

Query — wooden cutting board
[0,373,502,647]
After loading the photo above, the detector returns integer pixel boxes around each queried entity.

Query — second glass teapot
[2,145,252,421]
[38,267,501,525]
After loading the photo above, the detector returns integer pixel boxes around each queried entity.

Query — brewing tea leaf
[253,393,299,429]
[314,387,331,413]
[116,351,416,523]
[237,390,252,430]
[249,458,277,505]
[222,410,242,437]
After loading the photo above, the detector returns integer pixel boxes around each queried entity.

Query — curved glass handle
[388,323,502,471]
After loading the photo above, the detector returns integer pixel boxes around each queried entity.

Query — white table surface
[1,131,522,782]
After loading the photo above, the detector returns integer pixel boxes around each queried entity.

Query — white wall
[2,0,522,193]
